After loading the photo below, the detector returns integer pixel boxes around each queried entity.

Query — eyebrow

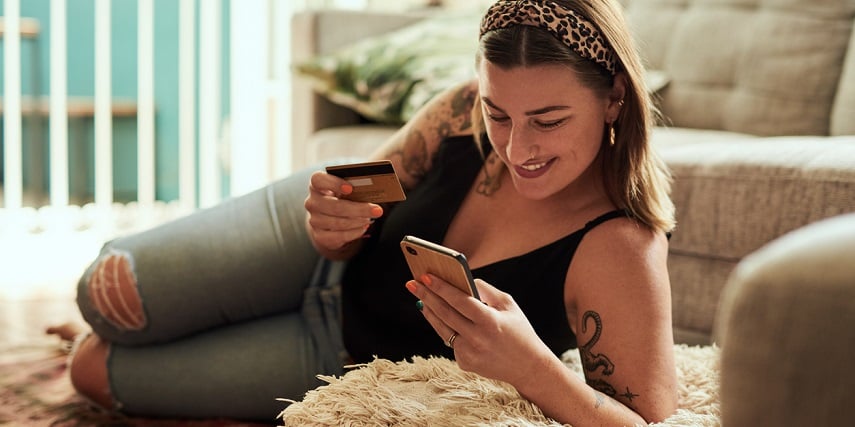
[481,97,572,116]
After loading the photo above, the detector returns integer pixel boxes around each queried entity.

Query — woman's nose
[508,126,534,161]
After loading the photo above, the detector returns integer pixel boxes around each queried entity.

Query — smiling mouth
[515,158,556,178]
[521,161,549,172]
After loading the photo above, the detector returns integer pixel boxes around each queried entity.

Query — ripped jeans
[76,164,349,422]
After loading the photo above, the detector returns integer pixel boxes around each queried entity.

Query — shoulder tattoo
[450,84,476,132]
[396,127,430,180]
[392,83,478,181]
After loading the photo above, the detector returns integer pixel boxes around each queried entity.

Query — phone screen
[400,235,480,300]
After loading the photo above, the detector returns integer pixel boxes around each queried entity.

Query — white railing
[49,0,68,208]
[3,0,23,210]
[1,0,293,300]
[1,0,226,212]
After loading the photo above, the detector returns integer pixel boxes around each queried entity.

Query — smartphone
[325,160,406,203]
[400,235,480,300]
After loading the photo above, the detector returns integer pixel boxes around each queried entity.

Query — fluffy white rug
[278,344,720,426]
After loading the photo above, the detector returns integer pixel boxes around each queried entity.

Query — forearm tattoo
[579,310,640,409]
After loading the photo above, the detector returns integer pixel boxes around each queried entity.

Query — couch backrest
[290,10,428,171]
[624,0,855,137]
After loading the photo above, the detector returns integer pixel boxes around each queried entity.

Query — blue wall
[0,0,231,204]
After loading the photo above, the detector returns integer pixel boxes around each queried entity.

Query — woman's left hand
[405,274,556,389]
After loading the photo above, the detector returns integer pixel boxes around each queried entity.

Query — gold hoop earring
[609,122,616,146]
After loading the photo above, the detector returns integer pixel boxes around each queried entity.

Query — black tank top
[340,135,627,363]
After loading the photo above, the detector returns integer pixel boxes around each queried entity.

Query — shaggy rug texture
[278,344,720,426]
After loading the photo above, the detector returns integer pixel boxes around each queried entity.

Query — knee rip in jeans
[87,249,147,331]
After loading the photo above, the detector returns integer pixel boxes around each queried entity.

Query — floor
[0,298,81,364]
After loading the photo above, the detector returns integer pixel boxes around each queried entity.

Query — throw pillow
[294,13,480,125]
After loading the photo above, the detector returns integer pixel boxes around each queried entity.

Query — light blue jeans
[76,164,348,422]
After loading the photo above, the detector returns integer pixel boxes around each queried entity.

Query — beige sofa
[289,0,855,423]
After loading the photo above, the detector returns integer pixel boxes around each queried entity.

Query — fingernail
[420,274,432,286]
[341,183,353,194]
[405,281,417,293]
[415,300,424,311]
[370,206,383,217]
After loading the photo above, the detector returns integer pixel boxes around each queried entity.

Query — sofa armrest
[715,212,855,425]
[290,9,427,171]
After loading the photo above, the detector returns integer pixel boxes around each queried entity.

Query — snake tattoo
[580,310,617,397]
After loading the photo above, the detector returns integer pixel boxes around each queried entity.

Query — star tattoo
[620,387,639,402]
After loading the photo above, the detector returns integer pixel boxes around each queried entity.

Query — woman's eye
[536,119,564,129]
[486,113,510,123]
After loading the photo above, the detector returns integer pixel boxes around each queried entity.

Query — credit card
[325,160,407,203]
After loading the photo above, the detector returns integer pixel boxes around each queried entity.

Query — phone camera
[406,246,418,256]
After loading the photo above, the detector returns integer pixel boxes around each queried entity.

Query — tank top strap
[582,209,630,233]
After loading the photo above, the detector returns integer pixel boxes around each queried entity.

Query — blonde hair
[474,0,675,233]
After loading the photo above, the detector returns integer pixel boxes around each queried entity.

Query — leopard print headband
[480,0,618,75]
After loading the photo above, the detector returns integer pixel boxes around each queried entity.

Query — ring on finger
[445,332,459,348]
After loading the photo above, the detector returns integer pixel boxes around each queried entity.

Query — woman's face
[478,60,612,201]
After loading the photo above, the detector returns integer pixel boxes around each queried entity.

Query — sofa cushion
[655,131,855,341]
[661,135,855,259]
[625,0,855,136]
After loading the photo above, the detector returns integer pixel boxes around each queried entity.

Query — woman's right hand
[304,170,384,259]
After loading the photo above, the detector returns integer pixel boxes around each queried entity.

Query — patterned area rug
[0,348,273,427]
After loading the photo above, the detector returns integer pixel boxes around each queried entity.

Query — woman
[57,0,677,424]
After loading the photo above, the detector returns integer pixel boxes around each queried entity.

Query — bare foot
[46,322,88,342]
